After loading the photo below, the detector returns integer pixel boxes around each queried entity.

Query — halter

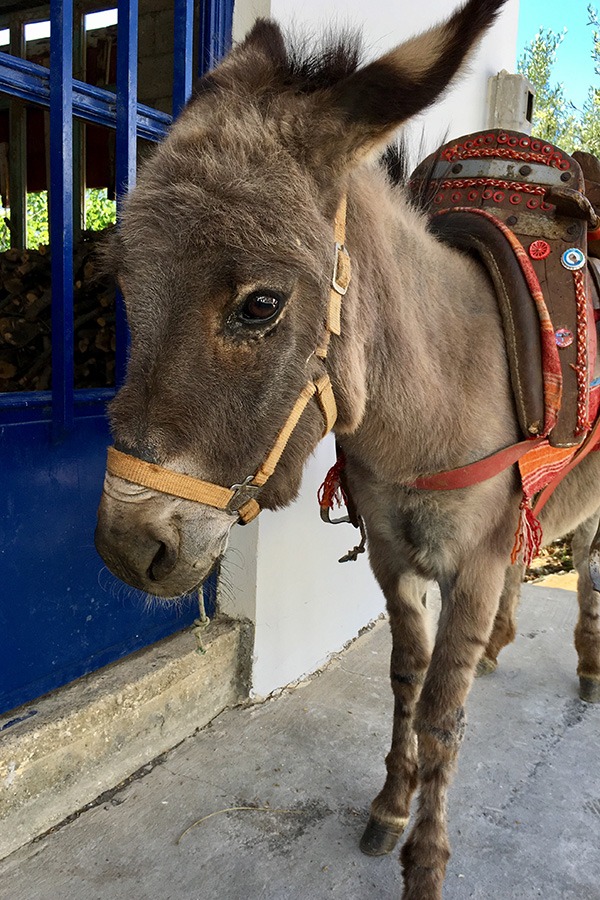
[106,197,351,525]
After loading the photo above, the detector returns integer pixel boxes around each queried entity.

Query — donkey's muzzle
[95,500,181,594]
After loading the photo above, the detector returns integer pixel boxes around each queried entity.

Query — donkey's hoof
[475,655,497,678]
[579,676,600,703]
[360,816,406,856]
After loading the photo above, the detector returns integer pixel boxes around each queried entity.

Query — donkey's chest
[355,476,478,579]
[391,500,456,578]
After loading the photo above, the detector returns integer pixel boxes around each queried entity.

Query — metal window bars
[0,0,233,430]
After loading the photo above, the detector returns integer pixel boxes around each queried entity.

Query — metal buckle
[227,475,260,515]
[332,242,350,296]
[320,505,351,526]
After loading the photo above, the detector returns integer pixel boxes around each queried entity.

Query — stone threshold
[0,616,253,861]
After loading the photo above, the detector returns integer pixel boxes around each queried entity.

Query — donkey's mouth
[95,475,234,599]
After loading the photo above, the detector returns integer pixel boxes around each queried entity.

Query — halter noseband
[105,197,351,525]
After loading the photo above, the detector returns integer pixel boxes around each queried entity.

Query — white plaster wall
[252,436,385,697]
[221,0,521,698]
[232,0,271,44]
[219,435,385,699]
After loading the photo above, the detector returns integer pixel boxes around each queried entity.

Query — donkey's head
[95,0,508,598]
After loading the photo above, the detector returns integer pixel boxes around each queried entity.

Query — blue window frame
[0,0,232,715]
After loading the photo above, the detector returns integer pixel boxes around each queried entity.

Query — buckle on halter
[332,243,351,295]
[227,475,260,515]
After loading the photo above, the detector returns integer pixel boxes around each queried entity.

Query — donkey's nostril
[147,537,179,582]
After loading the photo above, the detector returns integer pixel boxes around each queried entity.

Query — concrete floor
[2,581,599,900]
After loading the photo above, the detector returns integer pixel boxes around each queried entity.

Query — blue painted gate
[0,0,232,715]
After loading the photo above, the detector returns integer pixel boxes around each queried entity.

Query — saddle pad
[409,129,595,448]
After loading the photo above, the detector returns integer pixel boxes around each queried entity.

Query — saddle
[409,130,600,449]
[320,132,600,567]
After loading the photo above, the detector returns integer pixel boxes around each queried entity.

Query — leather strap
[106,374,337,524]
[316,196,351,359]
[410,437,545,490]
[107,446,236,507]
[251,375,336,487]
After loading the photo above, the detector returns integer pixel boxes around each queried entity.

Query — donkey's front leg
[360,550,431,857]
[400,552,507,900]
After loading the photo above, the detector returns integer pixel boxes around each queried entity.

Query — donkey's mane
[195,22,363,98]
[282,32,363,92]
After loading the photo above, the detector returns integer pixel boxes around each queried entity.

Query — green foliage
[581,6,600,155]
[0,215,9,253]
[518,5,600,154]
[27,191,50,250]
[84,188,117,232]
[0,188,116,253]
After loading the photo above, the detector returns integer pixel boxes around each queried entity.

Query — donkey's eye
[239,291,284,325]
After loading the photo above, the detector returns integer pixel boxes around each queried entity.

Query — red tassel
[511,496,544,566]
[318,451,348,510]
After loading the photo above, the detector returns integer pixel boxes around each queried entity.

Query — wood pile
[0,231,116,392]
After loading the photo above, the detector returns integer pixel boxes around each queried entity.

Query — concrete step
[0,616,252,860]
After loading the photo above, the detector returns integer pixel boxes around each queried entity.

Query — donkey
[95,1,600,896]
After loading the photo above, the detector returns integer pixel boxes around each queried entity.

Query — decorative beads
[439,178,545,197]
[529,240,551,260]
[561,248,586,271]
[555,328,574,348]
[440,134,568,169]
[573,269,591,433]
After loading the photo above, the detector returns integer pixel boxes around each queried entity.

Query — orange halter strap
[106,198,351,525]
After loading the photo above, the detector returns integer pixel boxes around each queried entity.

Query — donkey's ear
[328,0,508,160]
[236,18,287,65]
[196,18,287,95]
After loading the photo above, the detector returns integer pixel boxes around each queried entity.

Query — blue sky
[517,0,598,112]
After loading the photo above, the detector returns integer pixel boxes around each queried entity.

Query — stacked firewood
[0,231,116,392]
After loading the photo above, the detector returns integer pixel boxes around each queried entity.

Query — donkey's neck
[330,166,518,483]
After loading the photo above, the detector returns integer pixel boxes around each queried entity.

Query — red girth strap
[410,437,544,490]
[410,419,600,512]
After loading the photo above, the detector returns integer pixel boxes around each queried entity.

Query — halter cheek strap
[105,197,351,525]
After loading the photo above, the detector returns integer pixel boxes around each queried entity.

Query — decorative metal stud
[561,248,586,271]
[529,240,551,260]
[555,328,574,348]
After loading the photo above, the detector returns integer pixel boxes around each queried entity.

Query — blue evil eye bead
[555,328,574,348]
[561,248,585,271]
